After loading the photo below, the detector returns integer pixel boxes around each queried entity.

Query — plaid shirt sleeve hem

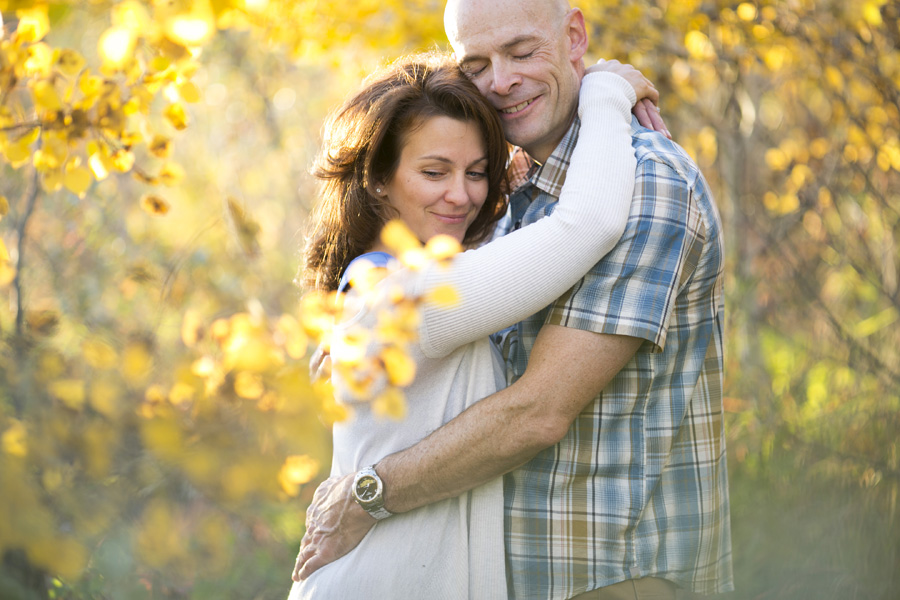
[545,158,704,353]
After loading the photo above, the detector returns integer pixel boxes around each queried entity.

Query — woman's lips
[433,213,468,224]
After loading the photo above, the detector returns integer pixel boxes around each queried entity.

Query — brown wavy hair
[301,52,509,292]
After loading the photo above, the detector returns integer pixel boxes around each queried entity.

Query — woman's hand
[587,58,670,139]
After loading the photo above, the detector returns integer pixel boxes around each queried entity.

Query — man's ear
[565,8,588,62]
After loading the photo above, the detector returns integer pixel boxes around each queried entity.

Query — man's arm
[293,324,642,580]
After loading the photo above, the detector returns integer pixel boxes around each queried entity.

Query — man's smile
[500,97,537,115]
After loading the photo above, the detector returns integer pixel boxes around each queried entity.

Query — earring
[375,188,382,194]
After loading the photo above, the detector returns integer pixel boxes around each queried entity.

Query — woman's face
[380,116,489,245]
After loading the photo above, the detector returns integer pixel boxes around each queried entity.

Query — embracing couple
[289,0,733,598]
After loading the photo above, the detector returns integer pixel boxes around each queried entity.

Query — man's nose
[490,61,520,96]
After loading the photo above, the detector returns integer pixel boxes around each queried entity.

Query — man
[294,0,733,598]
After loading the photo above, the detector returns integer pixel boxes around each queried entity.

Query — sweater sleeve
[415,71,639,358]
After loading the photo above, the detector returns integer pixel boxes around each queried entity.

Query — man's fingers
[297,552,331,581]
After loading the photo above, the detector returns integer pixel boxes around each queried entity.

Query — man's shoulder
[629,123,704,190]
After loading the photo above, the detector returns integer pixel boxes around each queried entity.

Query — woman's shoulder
[337,252,397,293]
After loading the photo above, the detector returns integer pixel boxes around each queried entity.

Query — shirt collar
[508,117,581,198]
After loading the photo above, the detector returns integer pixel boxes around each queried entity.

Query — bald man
[295,2,733,598]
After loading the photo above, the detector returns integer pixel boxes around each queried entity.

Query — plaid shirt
[497,117,734,599]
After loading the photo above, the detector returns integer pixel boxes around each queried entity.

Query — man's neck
[521,112,577,164]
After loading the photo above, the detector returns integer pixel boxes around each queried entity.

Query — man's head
[444,0,588,163]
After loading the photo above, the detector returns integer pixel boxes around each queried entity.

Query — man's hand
[291,474,376,582]
[588,58,670,139]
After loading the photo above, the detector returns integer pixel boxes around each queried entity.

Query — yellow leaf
[736,2,757,21]
[2,420,28,457]
[234,371,264,399]
[88,148,112,180]
[111,149,135,172]
[381,219,421,254]
[0,259,18,286]
[144,384,167,405]
[824,66,844,91]
[764,148,789,171]
[15,6,50,42]
[112,0,152,33]
[26,310,59,336]
[134,500,182,567]
[381,345,416,387]
[159,162,185,186]
[49,379,87,411]
[79,72,103,100]
[24,43,54,77]
[276,314,308,359]
[762,45,789,71]
[33,80,63,112]
[278,455,320,497]
[373,387,407,420]
[149,135,172,158]
[863,1,884,26]
[400,247,430,270]
[210,318,231,341]
[83,338,118,369]
[166,11,215,47]
[181,309,203,346]
[141,194,171,216]
[0,196,8,219]
[426,284,460,308]
[56,49,86,77]
[98,26,136,71]
[164,103,189,130]
[178,80,201,103]
[168,382,194,406]
[684,30,715,60]
[64,164,92,198]
[853,307,898,338]
[89,377,121,418]
[26,536,88,579]
[425,234,462,261]
[191,356,217,377]
[122,342,152,382]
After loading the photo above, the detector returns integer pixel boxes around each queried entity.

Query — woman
[290,52,647,599]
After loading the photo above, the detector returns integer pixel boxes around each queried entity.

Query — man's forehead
[445,0,567,44]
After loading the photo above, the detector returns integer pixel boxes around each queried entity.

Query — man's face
[445,0,586,163]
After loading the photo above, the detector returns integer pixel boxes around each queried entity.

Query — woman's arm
[416,71,638,358]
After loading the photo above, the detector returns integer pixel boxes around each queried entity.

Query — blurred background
[0,1,897,598]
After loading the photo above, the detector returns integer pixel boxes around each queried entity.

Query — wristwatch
[352,465,393,520]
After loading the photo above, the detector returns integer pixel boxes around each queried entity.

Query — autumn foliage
[1,0,898,598]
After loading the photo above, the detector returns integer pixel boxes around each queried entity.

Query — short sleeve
[546,159,705,353]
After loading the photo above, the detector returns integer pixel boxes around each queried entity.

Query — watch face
[355,475,379,501]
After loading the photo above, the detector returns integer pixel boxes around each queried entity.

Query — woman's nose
[444,175,470,206]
